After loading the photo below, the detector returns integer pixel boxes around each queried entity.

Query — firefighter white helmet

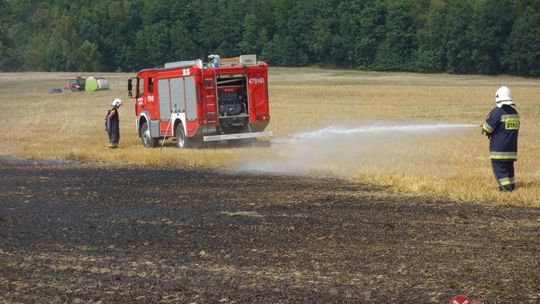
[495,86,514,107]
[111,98,122,107]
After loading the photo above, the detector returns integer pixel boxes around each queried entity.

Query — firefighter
[106,98,122,148]
[482,86,520,192]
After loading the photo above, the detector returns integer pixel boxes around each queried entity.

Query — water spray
[272,123,478,146]
[230,123,479,176]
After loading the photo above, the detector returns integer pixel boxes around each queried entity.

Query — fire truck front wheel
[141,122,158,148]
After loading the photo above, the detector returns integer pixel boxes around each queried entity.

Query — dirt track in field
[0,159,539,303]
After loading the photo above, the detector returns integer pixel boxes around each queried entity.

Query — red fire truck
[127,55,272,148]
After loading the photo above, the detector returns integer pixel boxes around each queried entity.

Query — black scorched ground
[0,159,538,303]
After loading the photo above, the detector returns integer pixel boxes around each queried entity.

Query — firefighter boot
[499,185,514,192]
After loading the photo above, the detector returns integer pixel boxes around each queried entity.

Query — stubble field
[0,68,539,205]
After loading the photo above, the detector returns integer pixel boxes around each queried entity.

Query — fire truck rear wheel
[176,123,188,148]
[176,124,202,149]
[141,122,158,148]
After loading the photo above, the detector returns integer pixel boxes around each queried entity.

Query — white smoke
[229,123,477,177]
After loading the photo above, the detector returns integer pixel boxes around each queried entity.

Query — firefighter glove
[481,129,492,139]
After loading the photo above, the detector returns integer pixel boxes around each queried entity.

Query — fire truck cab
[128,55,271,148]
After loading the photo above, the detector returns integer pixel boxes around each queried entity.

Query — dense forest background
[0,0,539,75]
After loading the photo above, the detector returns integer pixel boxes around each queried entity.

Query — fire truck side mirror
[127,79,133,98]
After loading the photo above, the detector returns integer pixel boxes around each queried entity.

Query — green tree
[281,35,308,66]
[169,21,197,61]
[238,13,267,55]
[133,22,171,68]
[343,0,386,68]
[443,0,477,74]
[261,34,308,66]
[193,0,246,58]
[469,0,514,74]
[0,0,15,71]
[261,34,281,64]
[1,0,539,75]
[415,2,446,71]
[77,40,102,72]
[89,0,141,71]
[20,7,80,71]
[286,0,339,64]
[309,17,333,63]
[373,2,417,70]
[337,0,367,67]
[502,6,540,76]
[511,0,540,15]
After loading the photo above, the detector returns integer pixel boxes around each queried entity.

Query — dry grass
[0,69,539,206]
[0,72,251,169]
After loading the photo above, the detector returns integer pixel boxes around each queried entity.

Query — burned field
[1,161,539,303]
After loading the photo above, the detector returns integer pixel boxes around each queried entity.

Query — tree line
[0,0,539,76]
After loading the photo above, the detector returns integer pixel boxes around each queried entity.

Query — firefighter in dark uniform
[482,86,519,192]
[106,98,122,148]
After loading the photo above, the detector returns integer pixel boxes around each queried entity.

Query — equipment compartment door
[185,76,197,121]
[170,78,185,114]
[158,79,171,121]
